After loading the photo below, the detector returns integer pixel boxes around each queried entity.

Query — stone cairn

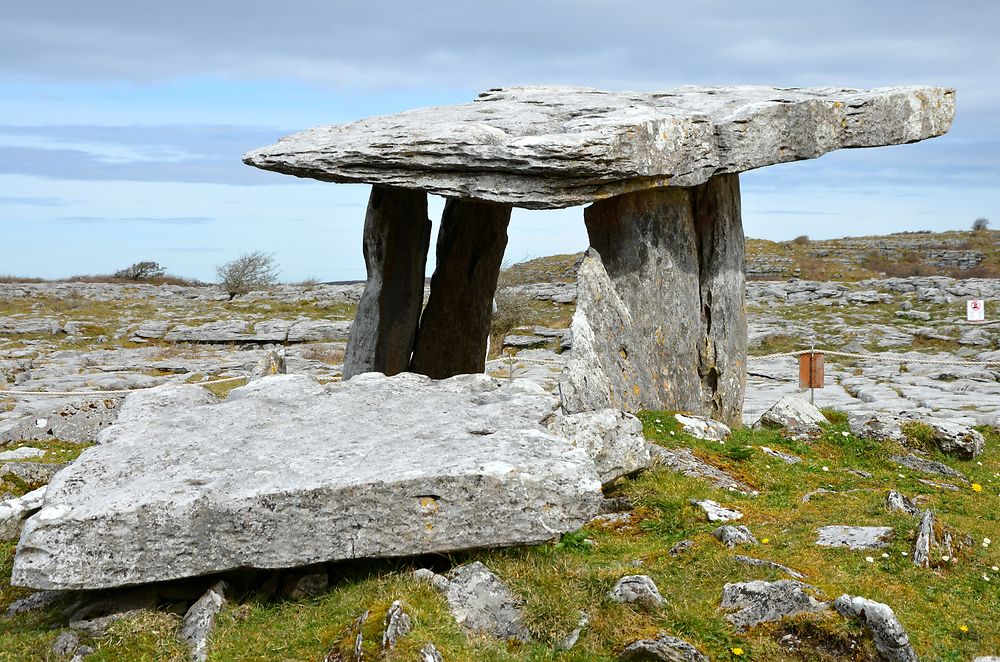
[245,85,954,426]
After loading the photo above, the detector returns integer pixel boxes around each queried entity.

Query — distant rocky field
[1,230,1000,660]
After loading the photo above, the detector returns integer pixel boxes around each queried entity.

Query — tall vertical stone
[561,174,745,426]
[409,199,511,379]
[343,186,431,379]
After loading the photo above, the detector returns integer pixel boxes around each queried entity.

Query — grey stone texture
[608,575,666,608]
[12,374,602,590]
[912,510,935,568]
[562,175,745,426]
[712,525,759,548]
[343,186,431,379]
[673,414,731,442]
[180,581,228,662]
[815,526,893,550]
[833,594,917,662]
[382,600,413,650]
[755,395,828,438]
[433,562,530,642]
[1,398,120,445]
[409,198,511,379]
[546,409,651,483]
[619,633,709,661]
[244,85,954,209]
[732,555,806,580]
[647,445,757,495]
[720,580,829,631]
[922,419,985,459]
[691,499,743,522]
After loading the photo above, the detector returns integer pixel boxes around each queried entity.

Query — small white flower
[984,542,991,548]
[977,461,983,466]
[669,431,675,436]
[984,538,992,544]
[942,555,951,562]
[901,552,908,557]
[881,553,889,558]
[984,574,992,582]
[654,418,661,423]
[898,473,905,478]
[991,566,998,572]
[841,431,849,437]
[822,466,829,472]
[719,440,725,445]
[865,556,875,563]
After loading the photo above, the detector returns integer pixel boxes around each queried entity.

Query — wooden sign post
[799,351,824,404]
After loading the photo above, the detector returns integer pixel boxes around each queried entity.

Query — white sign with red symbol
[967,299,985,323]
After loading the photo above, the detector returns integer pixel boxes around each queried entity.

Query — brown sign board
[799,352,825,389]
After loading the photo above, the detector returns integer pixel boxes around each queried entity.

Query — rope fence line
[3,348,998,398]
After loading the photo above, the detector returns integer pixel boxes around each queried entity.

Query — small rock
[50,630,80,656]
[6,588,64,616]
[0,447,46,461]
[420,642,445,662]
[732,555,806,579]
[555,612,588,650]
[180,581,228,662]
[816,526,893,550]
[912,510,934,568]
[599,496,635,515]
[922,419,985,459]
[619,633,709,661]
[69,589,158,637]
[70,645,94,662]
[754,395,828,439]
[669,540,693,556]
[382,600,413,650]
[250,349,286,379]
[713,525,759,548]
[759,446,802,464]
[691,499,743,522]
[281,571,328,601]
[0,486,46,541]
[885,491,920,516]
[720,580,829,631]
[649,446,757,495]
[895,310,931,321]
[436,562,530,642]
[608,575,666,608]
[833,594,917,662]
[890,454,968,482]
[673,414,730,441]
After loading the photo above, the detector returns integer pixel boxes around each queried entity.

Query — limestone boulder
[12,374,603,590]
[833,595,917,662]
[546,409,650,483]
[619,633,709,661]
[755,395,827,439]
[922,419,985,459]
[720,580,829,631]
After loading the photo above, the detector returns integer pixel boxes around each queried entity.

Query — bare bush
[973,217,990,232]
[113,261,166,281]
[791,235,810,245]
[216,251,279,299]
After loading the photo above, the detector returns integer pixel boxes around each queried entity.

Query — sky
[1,1,998,282]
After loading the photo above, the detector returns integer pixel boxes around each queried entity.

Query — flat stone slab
[244,85,953,209]
[12,373,603,590]
[816,526,893,550]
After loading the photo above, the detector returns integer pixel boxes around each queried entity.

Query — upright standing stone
[410,198,511,378]
[343,186,431,379]
[563,174,745,426]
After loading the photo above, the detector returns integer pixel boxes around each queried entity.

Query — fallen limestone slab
[12,373,603,590]
[244,85,954,209]
[691,499,743,522]
[816,526,893,550]
[720,580,829,632]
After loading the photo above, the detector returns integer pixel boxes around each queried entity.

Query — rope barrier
[747,349,1000,367]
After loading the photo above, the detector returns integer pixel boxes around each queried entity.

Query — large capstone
[12,374,603,590]
[244,86,954,209]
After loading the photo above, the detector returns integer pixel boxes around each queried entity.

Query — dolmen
[11,85,954,591]
[245,85,954,425]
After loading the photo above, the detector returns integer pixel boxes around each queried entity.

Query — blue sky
[1,1,997,281]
